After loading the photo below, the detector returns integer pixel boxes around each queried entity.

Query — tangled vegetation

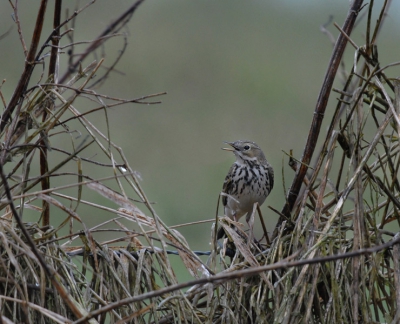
[0,1,399,323]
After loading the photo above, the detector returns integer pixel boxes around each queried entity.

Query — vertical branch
[370,0,389,47]
[365,0,373,52]
[9,0,28,56]
[275,0,364,237]
[351,88,365,324]
[393,234,400,321]
[0,0,48,133]
[40,0,62,227]
[48,0,62,81]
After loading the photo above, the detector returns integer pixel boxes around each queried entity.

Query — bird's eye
[244,145,250,150]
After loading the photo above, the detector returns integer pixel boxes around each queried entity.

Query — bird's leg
[246,205,256,246]
[246,203,263,251]
[232,211,237,222]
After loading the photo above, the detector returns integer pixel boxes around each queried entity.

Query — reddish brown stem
[40,0,62,227]
[0,0,48,133]
[276,0,364,236]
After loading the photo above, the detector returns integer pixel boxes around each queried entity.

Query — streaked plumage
[218,140,273,238]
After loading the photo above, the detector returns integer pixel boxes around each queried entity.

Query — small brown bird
[218,140,274,239]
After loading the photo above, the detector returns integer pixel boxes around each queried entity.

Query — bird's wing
[222,164,235,207]
[268,164,274,192]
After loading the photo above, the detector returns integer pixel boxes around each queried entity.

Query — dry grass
[0,1,400,323]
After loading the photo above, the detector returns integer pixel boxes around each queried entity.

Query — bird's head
[222,140,266,163]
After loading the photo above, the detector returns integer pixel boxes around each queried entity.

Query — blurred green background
[1,1,400,256]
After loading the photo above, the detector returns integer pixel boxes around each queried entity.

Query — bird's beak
[221,142,235,151]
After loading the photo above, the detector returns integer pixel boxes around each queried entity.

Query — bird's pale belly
[225,180,268,220]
